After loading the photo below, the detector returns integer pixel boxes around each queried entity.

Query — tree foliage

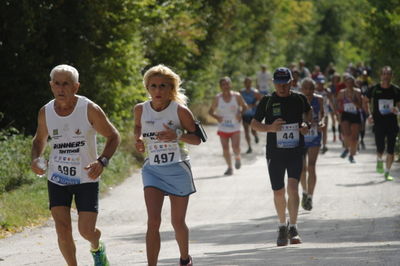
[365,0,400,80]
[0,0,399,134]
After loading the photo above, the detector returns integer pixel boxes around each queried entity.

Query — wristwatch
[97,156,109,167]
[175,128,183,140]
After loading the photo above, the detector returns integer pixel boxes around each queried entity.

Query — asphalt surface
[1,124,399,265]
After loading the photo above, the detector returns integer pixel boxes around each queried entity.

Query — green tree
[0,0,146,133]
[365,0,400,81]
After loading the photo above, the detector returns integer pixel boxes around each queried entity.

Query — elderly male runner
[31,64,120,266]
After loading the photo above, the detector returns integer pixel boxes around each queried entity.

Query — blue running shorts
[142,159,196,197]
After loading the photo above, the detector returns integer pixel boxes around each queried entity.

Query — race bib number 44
[148,142,181,166]
[378,99,394,115]
[276,123,300,148]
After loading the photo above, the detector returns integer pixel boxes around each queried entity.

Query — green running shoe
[91,241,110,266]
[384,172,394,181]
[376,161,384,174]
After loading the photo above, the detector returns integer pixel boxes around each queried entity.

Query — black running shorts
[242,114,254,124]
[374,121,399,155]
[340,112,361,124]
[47,181,99,212]
[266,148,303,191]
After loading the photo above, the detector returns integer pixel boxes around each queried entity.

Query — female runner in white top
[133,64,200,266]
[208,77,247,175]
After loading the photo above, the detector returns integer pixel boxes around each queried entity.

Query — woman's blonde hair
[143,64,188,105]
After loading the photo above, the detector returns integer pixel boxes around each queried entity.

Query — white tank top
[216,93,241,133]
[45,96,98,185]
[141,100,188,165]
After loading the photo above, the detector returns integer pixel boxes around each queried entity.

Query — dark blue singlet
[304,95,322,147]
[240,88,258,117]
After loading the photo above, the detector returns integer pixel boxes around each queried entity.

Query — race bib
[378,99,393,115]
[148,141,181,166]
[276,123,300,148]
[220,116,237,128]
[50,155,81,185]
[304,125,318,144]
[344,102,357,114]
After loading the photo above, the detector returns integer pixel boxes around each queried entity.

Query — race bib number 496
[50,155,81,185]
[276,123,300,148]
[148,142,181,166]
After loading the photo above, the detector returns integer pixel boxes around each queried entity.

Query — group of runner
[31,64,204,266]
[30,62,399,266]
[209,62,400,247]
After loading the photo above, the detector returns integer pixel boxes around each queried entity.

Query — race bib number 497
[148,142,181,166]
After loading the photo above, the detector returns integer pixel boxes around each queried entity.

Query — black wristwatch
[97,156,109,167]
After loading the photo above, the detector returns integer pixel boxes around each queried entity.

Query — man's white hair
[50,64,79,83]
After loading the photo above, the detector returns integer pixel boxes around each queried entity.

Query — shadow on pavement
[113,214,400,265]
[336,180,387,187]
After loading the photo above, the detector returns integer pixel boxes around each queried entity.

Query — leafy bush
[0,129,37,194]
[0,129,139,235]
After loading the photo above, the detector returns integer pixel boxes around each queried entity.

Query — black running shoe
[303,196,312,211]
[255,135,259,144]
[277,225,288,246]
[235,159,241,169]
[348,155,356,163]
[288,226,302,244]
[246,147,252,154]
[340,149,349,158]
[224,168,233,176]
[301,193,307,210]
[179,255,193,266]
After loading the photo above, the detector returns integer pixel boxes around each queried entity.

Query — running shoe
[179,255,193,266]
[384,172,394,181]
[303,196,313,211]
[348,155,356,163]
[321,146,328,154]
[224,168,233,176]
[246,147,252,154]
[235,159,241,169]
[91,241,110,266]
[255,135,259,144]
[301,193,307,210]
[276,225,288,246]
[376,160,384,174]
[288,226,302,244]
[340,149,349,158]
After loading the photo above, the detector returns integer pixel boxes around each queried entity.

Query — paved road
[1,125,399,265]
